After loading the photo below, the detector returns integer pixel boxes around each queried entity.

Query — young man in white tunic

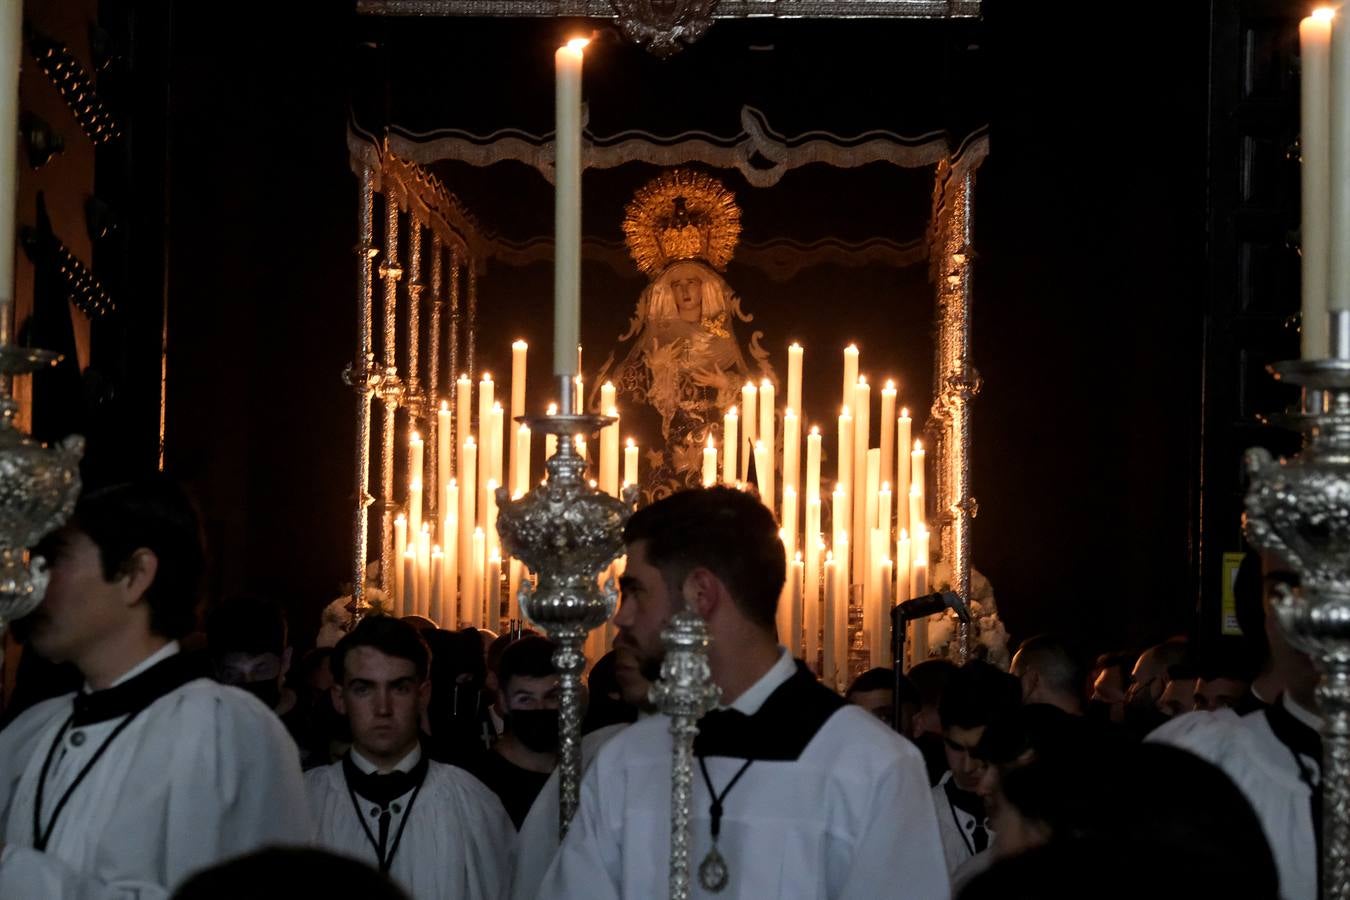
[1149,567,1320,900]
[306,615,515,898]
[0,479,311,899]
[538,486,949,900]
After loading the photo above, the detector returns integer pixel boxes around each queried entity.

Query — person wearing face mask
[206,594,305,749]
[464,636,561,828]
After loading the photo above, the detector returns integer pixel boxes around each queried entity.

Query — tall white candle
[456,373,473,463]
[444,516,459,625]
[511,340,529,424]
[394,514,408,614]
[508,557,524,623]
[895,528,911,603]
[417,523,432,619]
[759,378,776,507]
[723,406,739,485]
[0,0,20,347]
[754,441,771,503]
[832,535,849,690]
[806,425,822,503]
[867,527,886,668]
[842,344,859,414]
[879,381,896,505]
[878,482,892,542]
[909,483,925,535]
[783,408,800,511]
[438,401,452,516]
[782,485,799,562]
[910,528,930,665]
[460,438,478,619]
[624,437,639,489]
[470,527,487,627]
[1327,10,1350,318]
[514,424,531,498]
[545,403,559,460]
[430,545,445,625]
[403,550,418,621]
[741,382,758,480]
[832,485,848,572]
[787,342,804,420]
[486,553,502,632]
[602,405,621,496]
[574,374,584,415]
[702,437,718,487]
[862,449,880,587]
[553,39,587,375]
[458,527,476,627]
[478,377,495,519]
[804,503,822,668]
[485,478,501,568]
[822,551,838,688]
[789,554,804,658]
[600,381,617,419]
[896,409,912,537]
[837,408,853,574]
[489,403,505,501]
[911,439,926,508]
[852,379,871,584]
[409,431,425,537]
[878,556,893,670]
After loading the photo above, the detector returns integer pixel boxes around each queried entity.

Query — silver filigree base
[495,383,635,837]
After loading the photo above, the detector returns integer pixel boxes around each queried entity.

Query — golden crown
[623,169,741,277]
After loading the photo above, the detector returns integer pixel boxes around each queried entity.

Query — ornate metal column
[428,237,444,518]
[466,258,478,386]
[1245,312,1350,900]
[448,250,462,473]
[345,164,381,607]
[652,610,720,900]
[930,163,978,663]
[377,197,405,597]
[495,379,635,835]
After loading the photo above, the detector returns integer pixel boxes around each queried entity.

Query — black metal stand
[889,591,971,734]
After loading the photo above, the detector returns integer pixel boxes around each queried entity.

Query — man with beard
[1123,639,1188,738]
[539,486,947,899]
[305,615,514,897]
[464,636,561,828]
[0,478,309,897]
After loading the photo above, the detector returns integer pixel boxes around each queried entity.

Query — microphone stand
[890,591,971,733]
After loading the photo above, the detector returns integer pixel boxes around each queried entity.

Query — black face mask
[239,679,282,711]
[509,709,560,753]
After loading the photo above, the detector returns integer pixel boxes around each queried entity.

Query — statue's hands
[689,366,731,393]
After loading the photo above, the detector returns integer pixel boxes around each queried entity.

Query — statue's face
[663,261,707,323]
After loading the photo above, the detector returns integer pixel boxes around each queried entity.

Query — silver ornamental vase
[494,403,636,836]
[1245,345,1350,900]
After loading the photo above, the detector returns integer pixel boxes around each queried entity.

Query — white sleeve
[454,773,518,900]
[535,751,623,900]
[833,750,951,900]
[0,846,171,900]
[159,688,312,886]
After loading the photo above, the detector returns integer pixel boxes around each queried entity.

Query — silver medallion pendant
[698,845,730,893]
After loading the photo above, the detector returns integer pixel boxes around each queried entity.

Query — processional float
[348,4,989,895]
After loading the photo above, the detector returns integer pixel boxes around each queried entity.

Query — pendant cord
[697,755,754,840]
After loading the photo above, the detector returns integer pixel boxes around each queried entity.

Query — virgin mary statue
[595,169,774,503]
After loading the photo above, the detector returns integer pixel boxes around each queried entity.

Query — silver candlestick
[1245,309,1350,900]
[651,609,719,900]
[0,346,83,654]
[494,375,636,837]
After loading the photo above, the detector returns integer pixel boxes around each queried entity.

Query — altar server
[1148,568,1319,900]
[0,478,311,898]
[306,615,515,899]
[538,487,948,900]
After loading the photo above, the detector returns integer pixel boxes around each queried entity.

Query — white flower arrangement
[923,563,1010,670]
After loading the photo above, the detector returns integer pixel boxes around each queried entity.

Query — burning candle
[469,527,486,626]
[1306,11,1334,357]
[514,425,531,498]
[624,437,639,489]
[896,408,912,536]
[852,379,871,584]
[723,406,739,485]
[702,436,717,487]
[909,483,925,535]
[403,549,418,621]
[789,554,804,657]
[787,342,804,420]
[438,401,452,511]
[804,503,822,668]
[478,378,495,518]
[895,529,911,603]
[823,551,838,687]
[511,340,528,424]
[837,408,853,573]
[553,38,587,376]
[456,373,473,462]
[430,544,444,625]
[759,378,776,507]
[394,514,408,613]
[444,521,459,625]
[417,523,432,619]
[862,448,880,586]
[879,381,896,502]
[781,485,798,562]
[842,344,859,414]
[485,478,500,569]
[409,431,425,537]
[741,382,758,480]
[602,405,621,496]
[832,483,849,577]
[783,408,800,512]
[486,553,502,632]
[878,556,893,669]
[488,403,505,504]
[911,439,926,508]
[545,402,558,460]
[806,425,822,503]
[753,440,770,503]
[878,481,893,546]
[460,438,478,617]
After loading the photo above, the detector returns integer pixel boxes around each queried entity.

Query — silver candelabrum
[650,608,719,900]
[494,376,636,837]
[1244,311,1350,900]
[0,346,83,653]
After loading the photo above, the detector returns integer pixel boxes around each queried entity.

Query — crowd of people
[0,477,1322,899]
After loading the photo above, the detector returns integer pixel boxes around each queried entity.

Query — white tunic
[1148,696,1318,900]
[930,771,994,876]
[0,643,311,899]
[306,747,516,899]
[538,650,949,900]
[510,723,629,900]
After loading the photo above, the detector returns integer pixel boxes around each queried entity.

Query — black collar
[342,751,431,808]
[693,661,845,762]
[70,648,209,727]
[1264,699,1322,772]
